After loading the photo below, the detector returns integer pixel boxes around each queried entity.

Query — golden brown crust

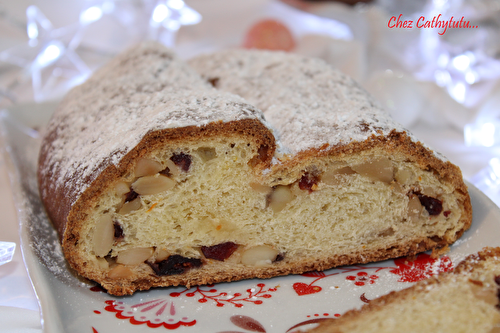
[97,235,451,296]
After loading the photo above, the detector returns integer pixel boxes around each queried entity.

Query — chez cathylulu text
[388,14,478,35]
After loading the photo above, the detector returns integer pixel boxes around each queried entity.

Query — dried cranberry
[171,153,192,172]
[416,193,443,216]
[444,210,451,217]
[148,255,202,276]
[124,189,139,203]
[299,173,319,192]
[201,242,239,261]
[113,221,124,240]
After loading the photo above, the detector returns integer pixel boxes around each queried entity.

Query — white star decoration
[0,6,90,102]
[148,0,202,47]
[0,1,201,103]
[78,0,201,52]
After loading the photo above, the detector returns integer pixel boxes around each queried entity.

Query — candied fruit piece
[196,147,217,162]
[171,153,192,172]
[299,172,319,192]
[201,242,239,261]
[274,253,285,262]
[148,255,202,276]
[416,192,443,216]
[124,189,139,203]
[113,221,124,240]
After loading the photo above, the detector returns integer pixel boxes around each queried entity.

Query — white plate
[2,102,500,333]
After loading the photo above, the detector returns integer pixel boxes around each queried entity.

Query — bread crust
[307,247,500,333]
[99,236,456,296]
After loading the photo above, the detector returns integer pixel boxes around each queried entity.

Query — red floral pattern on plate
[346,272,379,286]
[104,299,196,329]
[294,267,387,296]
[390,253,453,282]
[170,283,278,307]
[294,253,453,296]
[93,282,278,330]
[293,282,323,296]
[91,252,453,331]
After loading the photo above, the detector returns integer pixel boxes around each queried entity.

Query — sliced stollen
[306,247,500,333]
[37,43,471,296]
[38,42,276,295]
[189,49,471,262]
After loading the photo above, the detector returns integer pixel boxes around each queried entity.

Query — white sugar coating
[41,44,448,208]
[40,42,270,203]
[188,50,440,157]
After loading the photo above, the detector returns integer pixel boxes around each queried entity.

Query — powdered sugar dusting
[2,118,87,286]
[40,43,268,204]
[188,50,429,156]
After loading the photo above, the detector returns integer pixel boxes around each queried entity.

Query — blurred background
[0,0,500,198]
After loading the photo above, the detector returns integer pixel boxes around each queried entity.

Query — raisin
[273,253,285,262]
[416,192,443,216]
[201,242,239,261]
[495,275,500,308]
[113,221,124,240]
[171,153,192,172]
[299,173,319,192]
[430,236,443,243]
[208,77,219,87]
[124,189,139,203]
[444,210,451,217]
[159,168,170,176]
[148,255,202,276]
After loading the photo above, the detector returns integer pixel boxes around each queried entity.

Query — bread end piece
[308,247,500,333]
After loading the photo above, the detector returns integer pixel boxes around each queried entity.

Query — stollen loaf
[37,43,471,296]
